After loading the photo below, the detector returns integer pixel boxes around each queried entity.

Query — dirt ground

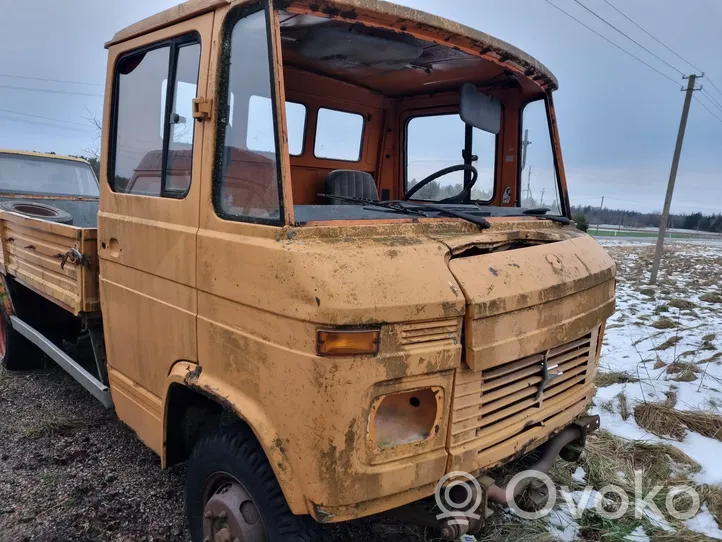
[0,362,440,542]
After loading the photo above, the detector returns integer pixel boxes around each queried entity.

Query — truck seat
[325,170,378,203]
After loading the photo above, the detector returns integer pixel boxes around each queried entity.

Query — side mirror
[459,83,501,135]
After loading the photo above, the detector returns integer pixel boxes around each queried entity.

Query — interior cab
[211,3,569,227]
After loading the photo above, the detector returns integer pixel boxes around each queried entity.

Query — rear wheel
[0,306,41,371]
[186,425,323,542]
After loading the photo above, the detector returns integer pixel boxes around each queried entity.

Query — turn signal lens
[317,329,380,356]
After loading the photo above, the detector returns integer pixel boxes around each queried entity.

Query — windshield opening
[0,153,99,198]
[405,113,496,203]
[519,99,562,215]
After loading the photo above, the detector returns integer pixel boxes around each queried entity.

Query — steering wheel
[403,164,479,203]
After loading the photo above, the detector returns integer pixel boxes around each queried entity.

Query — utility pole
[540,188,546,206]
[595,196,605,235]
[526,166,533,204]
[650,74,702,284]
[521,129,531,170]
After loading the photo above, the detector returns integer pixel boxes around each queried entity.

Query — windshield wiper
[317,194,428,216]
[403,202,491,229]
[512,207,571,225]
[318,194,491,228]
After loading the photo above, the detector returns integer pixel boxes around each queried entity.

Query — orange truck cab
[0,0,616,540]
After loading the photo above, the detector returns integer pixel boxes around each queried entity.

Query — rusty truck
[0,0,615,540]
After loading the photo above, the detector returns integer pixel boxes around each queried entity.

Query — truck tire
[0,200,73,224]
[0,306,41,371]
[186,425,324,542]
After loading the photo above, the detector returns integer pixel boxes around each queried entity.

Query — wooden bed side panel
[0,211,99,315]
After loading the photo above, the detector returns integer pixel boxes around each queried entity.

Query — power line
[0,84,103,98]
[692,96,722,125]
[700,89,722,115]
[706,76,722,102]
[544,0,680,86]
[571,0,685,76]
[600,0,702,74]
[0,108,89,127]
[0,115,94,134]
[0,73,103,87]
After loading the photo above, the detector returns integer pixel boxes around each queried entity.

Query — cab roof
[107,0,558,91]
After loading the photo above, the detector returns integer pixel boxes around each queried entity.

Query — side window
[246,97,307,156]
[217,9,282,223]
[110,36,200,197]
[314,108,364,161]
[406,114,496,202]
[520,99,561,214]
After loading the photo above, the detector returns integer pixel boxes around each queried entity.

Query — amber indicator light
[317,329,380,356]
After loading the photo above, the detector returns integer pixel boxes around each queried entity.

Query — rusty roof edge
[0,149,91,165]
[105,0,231,48]
[297,0,559,90]
[106,0,558,89]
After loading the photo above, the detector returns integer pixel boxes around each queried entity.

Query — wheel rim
[202,472,268,542]
[0,314,7,360]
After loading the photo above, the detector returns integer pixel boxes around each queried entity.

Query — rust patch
[313,503,336,523]
[322,5,341,17]
[184,364,202,385]
[339,9,357,19]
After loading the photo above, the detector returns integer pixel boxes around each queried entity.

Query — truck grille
[450,331,596,453]
[399,318,461,349]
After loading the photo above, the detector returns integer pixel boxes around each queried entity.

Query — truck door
[98,14,213,453]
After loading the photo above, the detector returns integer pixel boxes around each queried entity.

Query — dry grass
[638,287,656,297]
[701,293,722,304]
[669,299,697,310]
[595,371,639,387]
[699,352,722,364]
[666,361,701,375]
[654,359,667,369]
[703,334,718,342]
[666,361,701,382]
[617,392,630,421]
[657,335,683,350]
[634,402,722,442]
[23,415,92,438]
[651,317,677,330]
[583,430,700,490]
[634,403,687,440]
[696,485,722,529]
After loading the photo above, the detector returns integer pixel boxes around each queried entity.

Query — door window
[215,8,283,224]
[110,35,200,198]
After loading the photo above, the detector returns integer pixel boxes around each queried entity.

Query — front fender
[163,361,308,515]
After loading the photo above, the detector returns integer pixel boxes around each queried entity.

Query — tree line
[572,204,722,233]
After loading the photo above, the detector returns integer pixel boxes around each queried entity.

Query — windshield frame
[0,152,99,199]
[518,95,570,218]
[403,108,499,205]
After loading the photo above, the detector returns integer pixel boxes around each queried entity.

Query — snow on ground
[687,505,722,539]
[584,241,722,538]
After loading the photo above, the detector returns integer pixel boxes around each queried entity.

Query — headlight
[369,388,442,449]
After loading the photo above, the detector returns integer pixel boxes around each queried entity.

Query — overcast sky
[1,0,720,213]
